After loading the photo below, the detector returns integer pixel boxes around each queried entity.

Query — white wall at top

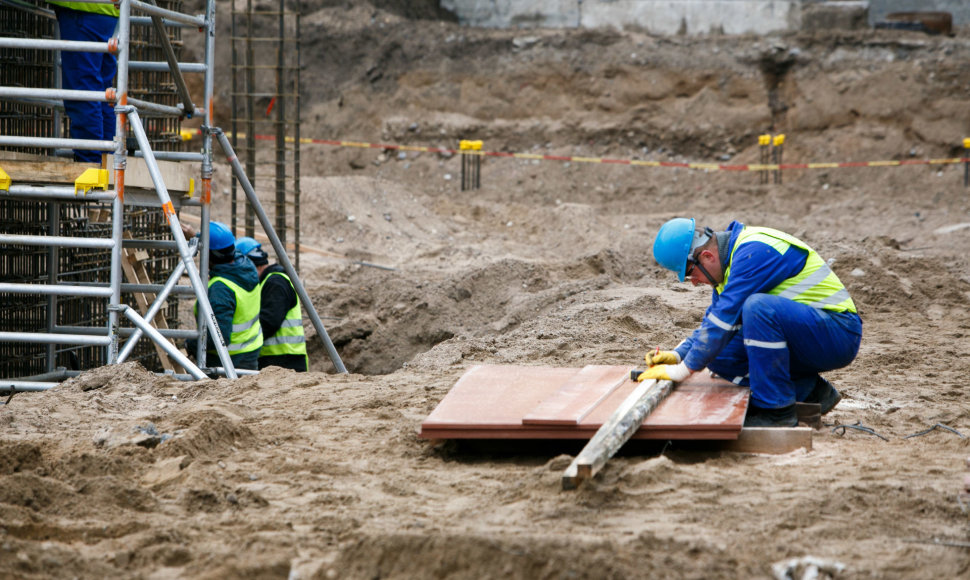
[581,1,800,35]
[439,0,803,35]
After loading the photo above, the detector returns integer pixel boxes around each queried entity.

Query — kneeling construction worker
[183,222,263,371]
[236,237,309,372]
[641,218,862,427]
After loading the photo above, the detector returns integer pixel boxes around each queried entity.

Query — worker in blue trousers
[51,1,119,162]
[641,218,862,427]
[236,237,309,372]
[182,222,263,371]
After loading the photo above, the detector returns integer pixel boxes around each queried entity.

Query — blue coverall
[53,4,118,162]
[674,221,863,409]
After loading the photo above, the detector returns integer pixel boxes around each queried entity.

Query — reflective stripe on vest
[195,276,263,355]
[50,1,120,17]
[718,227,857,314]
[259,271,307,359]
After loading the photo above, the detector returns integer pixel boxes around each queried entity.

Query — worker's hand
[180,222,196,240]
[636,362,691,383]
[645,350,680,367]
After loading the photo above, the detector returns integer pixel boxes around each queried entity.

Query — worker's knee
[741,293,785,325]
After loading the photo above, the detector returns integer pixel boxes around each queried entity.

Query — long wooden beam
[562,378,674,490]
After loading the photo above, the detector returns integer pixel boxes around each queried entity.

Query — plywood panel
[420,365,749,440]
[522,364,633,425]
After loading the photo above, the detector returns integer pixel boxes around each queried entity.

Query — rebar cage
[0,0,185,378]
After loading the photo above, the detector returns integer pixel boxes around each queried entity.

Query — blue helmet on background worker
[236,235,269,266]
[653,217,712,282]
[236,236,260,256]
[208,221,235,251]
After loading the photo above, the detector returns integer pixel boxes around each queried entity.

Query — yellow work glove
[645,350,681,367]
[636,362,691,383]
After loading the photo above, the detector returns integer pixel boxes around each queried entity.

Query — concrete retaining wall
[440,0,970,33]
[439,0,801,34]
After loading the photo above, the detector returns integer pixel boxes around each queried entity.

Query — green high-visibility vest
[259,271,308,363]
[195,277,263,356]
[50,1,120,18]
[718,226,857,314]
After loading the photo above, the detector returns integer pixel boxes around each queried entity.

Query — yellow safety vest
[195,276,263,356]
[718,227,857,314]
[259,272,308,363]
[50,1,120,18]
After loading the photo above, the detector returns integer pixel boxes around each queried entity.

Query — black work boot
[805,377,841,415]
[744,404,798,428]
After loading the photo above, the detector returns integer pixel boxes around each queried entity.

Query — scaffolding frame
[0,0,345,392]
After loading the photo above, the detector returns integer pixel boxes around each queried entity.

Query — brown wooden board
[522,364,631,425]
[420,364,748,440]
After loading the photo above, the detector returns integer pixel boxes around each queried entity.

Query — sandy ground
[4,2,970,578]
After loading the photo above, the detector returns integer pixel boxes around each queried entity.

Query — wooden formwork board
[420,364,749,441]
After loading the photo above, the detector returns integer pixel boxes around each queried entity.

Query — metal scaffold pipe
[126,107,237,378]
[212,127,348,374]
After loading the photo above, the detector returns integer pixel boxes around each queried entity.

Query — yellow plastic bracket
[75,168,109,196]
[460,140,483,151]
[0,166,10,192]
[773,134,786,146]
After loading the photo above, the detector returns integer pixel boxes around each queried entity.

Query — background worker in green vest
[642,218,862,427]
[50,0,119,162]
[236,237,309,372]
[182,222,263,371]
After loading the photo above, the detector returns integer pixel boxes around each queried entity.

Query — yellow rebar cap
[0,166,10,192]
[963,138,970,149]
[773,134,786,146]
[75,168,109,196]
[758,134,771,146]
[460,140,483,151]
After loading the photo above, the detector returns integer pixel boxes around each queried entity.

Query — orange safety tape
[185,129,970,172]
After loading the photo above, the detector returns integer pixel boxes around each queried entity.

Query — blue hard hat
[653,217,696,282]
[208,221,235,251]
[236,236,261,257]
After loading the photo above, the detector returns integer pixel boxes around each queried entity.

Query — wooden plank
[562,379,674,490]
[0,158,98,184]
[420,365,580,430]
[0,154,193,193]
[106,155,193,194]
[119,231,177,373]
[522,364,632,425]
[418,366,748,440]
[715,426,813,454]
[415,427,741,440]
[584,374,747,433]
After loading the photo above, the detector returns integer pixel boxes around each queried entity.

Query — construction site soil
[4,1,970,578]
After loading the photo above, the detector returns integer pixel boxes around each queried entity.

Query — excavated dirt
[4,1,970,578]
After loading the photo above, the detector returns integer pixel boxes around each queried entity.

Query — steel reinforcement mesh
[0,0,187,378]
[0,202,181,378]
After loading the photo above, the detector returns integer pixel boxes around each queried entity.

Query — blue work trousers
[707,293,862,409]
[55,7,118,163]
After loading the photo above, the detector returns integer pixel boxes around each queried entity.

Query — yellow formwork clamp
[460,140,483,151]
[773,134,786,147]
[758,134,771,146]
[75,168,109,196]
[0,166,10,192]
